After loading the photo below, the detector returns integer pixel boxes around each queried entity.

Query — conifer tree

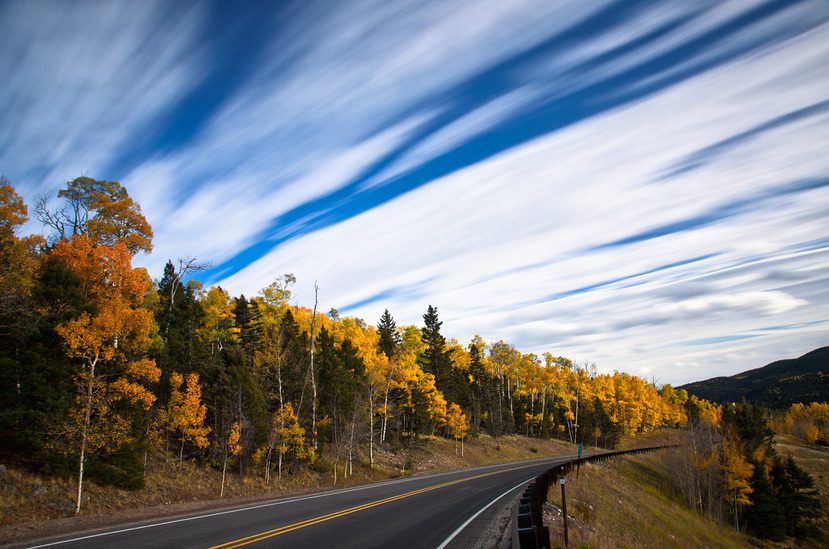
[377,309,401,359]
[774,456,822,538]
[745,460,786,540]
[419,305,452,391]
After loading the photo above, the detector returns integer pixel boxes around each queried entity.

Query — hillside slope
[543,450,747,548]
[679,347,829,407]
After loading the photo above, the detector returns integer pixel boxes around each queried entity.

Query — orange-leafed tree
[50,235,159,515]
[163,372,211,468]
[220,421,242,497]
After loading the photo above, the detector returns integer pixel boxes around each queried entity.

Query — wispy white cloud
[220,5,829,383]
[3,0,828,385]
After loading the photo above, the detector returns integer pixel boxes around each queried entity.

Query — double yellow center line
[209,463,534,548]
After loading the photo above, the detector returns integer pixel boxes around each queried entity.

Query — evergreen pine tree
[377,309,401,359]
[746,460,787,541]
[232,295,261,363]
[419,305,451,388]
[468,340,491,435]
[773,456,822,538]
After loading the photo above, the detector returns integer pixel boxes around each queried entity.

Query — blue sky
[2,0,828,385]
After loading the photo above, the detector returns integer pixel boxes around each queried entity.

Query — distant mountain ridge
[678,346,829,408]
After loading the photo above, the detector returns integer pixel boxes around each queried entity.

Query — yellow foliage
[721,439,754,506]
[165,372,211,450]
[272,403,314,463]
[227,422,242,457]
[446,403,469,440]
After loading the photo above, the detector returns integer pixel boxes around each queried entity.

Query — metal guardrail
[510,444,681,549]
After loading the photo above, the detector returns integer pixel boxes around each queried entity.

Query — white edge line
[435,476,534,549]
[26,458,556,548]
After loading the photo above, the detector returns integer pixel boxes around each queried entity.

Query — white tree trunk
[74,354,97,516]
[368,386,375,469]
[220,450,228,498]
[309,283,319,450]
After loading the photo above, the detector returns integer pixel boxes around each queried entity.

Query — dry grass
[541,433,829,549]
[544,453,748,548]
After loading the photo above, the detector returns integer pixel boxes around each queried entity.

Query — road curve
[21,455,575,549]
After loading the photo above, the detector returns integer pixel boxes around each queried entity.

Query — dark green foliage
[0,257,80,468]
[85,405,148,490]
[773,456,822,538]
[317,328,365,445]
[276,308,307,407]
[722,403,774,454]
[745,460,786,541]
[155,261,204,384]
[679,347,829,408]
[233,295,261,362]
[468,342,490,435]
[377,309,401,359]
[418,305,453,391]
[221,346,268,459]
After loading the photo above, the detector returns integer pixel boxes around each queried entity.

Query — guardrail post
[560,477,568,548]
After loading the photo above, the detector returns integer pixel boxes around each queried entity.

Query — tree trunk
[507,377,514,428]
[540,386,547,437]
[309,283,319,450]
[278,451,283,481]
[220,448,228,498]
[381,361,396,442]
[75,425,87,516]
[74,354,97,516]
[348,416,356,477]
[368,386,375,469]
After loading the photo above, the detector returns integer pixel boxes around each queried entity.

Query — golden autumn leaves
[50,236,160,515]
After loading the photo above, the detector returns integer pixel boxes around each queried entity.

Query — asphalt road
[23,455,575,549]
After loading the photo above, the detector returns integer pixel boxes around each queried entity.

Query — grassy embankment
[544,432,829,548]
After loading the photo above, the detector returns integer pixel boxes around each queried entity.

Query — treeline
[668,398,822,541]
[770,402,829,444]
[2,177,685,513]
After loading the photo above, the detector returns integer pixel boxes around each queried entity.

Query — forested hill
[679,347,829,408]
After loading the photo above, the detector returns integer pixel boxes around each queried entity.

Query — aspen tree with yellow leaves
[50,235,159,515]
[446,402,469,456]
[721,438,754,529]
[163,372,211,468]
[271,402,313,481]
